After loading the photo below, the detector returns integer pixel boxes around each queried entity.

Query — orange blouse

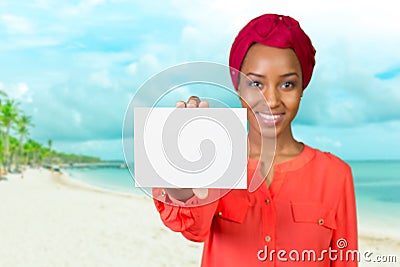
[153,145,358,266]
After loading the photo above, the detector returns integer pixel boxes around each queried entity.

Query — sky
[0,0,399,160]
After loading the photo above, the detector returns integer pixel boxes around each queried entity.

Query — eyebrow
[246,72,299,78]
[246,72,265,78]
[280,72,299,78]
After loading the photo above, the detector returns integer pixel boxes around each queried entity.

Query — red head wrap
[229,14,316,90]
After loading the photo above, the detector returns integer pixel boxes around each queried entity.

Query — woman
[152,14,357,266]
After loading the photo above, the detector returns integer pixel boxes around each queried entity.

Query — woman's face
[238,43,303,139]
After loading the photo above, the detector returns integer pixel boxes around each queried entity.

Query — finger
[192,188,208,199]
[199,101,209,108]
[186,100,197,108]
[187,96,200,106]
[175,101,186,108]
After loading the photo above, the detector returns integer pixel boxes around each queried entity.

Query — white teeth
[258,113,281,120]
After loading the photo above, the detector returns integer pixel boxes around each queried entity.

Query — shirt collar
[247,144,316,174]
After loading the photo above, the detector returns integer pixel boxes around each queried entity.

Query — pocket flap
[291,202,337,229]
[215,193,249,223]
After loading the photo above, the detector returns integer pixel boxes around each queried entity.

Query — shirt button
[218,211,223,217]
[161,190,166,196]
[265,235,271,242]
[265,199,270,204]
[318,219,324,225]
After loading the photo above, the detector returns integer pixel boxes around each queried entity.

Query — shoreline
[53,168,142,199]
[56,169,400,257]
[0,168,398,266]
[60,169,400,240]
[44,170,400,251]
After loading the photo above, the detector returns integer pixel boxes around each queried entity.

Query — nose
[263,88,280,109]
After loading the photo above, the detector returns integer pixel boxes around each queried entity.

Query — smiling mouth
[256,112,284,126]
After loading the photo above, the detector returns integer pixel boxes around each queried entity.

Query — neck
[274,127,302,155]
[248,126,303,163]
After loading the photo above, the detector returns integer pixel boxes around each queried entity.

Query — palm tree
[24,139,43,167]
[1,99,20,171]
[15,114,33,170]
[0,91,6,172]
[9,136,19,170]
[47,139,53,165]
[23,140,34,166]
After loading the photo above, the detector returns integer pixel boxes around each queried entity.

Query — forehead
[241,43,301,72]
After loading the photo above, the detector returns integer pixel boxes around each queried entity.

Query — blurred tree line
[0,90,101,174]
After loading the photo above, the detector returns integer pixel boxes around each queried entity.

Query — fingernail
[188,96,200,104]
[176,101,186,107]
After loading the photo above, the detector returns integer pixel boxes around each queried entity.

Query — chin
[260,127,278,139]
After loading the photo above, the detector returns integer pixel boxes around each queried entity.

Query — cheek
[239,98,257,123]
[238,89,263,109]
[283,92,302,111]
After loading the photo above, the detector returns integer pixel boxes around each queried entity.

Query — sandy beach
[0,169,202,267]
[0,168,398,266]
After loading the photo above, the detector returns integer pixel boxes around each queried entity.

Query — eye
[281,81,295,89]
[248,80,262,89]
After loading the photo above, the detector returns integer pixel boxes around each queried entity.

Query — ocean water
[66,167,142,194]
[348,160,400,237]
[66,161,400,236]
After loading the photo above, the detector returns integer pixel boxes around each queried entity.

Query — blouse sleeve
[152,188,218,242]
[331,168,358,266]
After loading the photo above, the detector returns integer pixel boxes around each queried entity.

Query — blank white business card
[134,108,247,189]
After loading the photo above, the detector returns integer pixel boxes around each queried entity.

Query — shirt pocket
[215,192,249,224]
[291,202,337,230]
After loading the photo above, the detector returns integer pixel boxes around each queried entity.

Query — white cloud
[16,82,29,95]
[315,136,342,148]
[130,54,161,76]
[141,54,159,69]
[294,121,400,160]
[73,111,82,125]
[181,25,201,44]
[63,0,107,16]
[170,0,400,65]
[1,15,33,34]
[32,0,50,9]
[79,52,133,69]
[0,37,61,50]
[89,70,113,88]
[2,82,33,102]
[126,62,137,75]
[87,0,106,5]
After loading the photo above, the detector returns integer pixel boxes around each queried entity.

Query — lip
[255,112,285,127]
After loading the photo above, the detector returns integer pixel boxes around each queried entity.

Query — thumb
[192,188,208,199]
